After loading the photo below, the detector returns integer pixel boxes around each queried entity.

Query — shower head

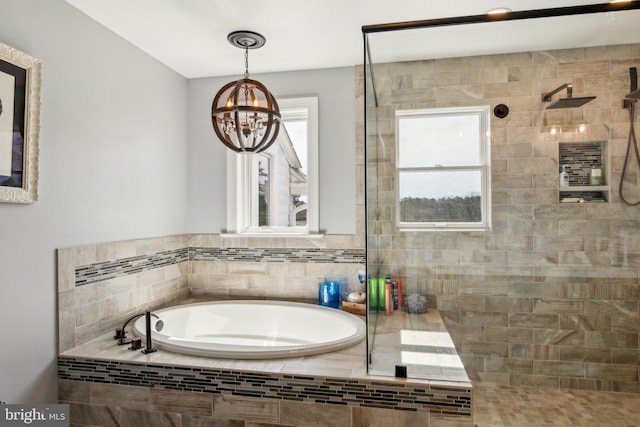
[546,96,597,109]
[542,83,596,109]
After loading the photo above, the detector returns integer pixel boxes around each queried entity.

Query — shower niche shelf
[558,141,609,204]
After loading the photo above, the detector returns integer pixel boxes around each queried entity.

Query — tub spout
[142,310,157,354]
[114,311,161,352]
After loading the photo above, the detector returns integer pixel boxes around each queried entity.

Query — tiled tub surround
[58,234,366,352]
[58,235,472,426]
[358,43,640,392]
[59,320,471,427]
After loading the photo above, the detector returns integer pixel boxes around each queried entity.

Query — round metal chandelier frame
[211,31,281,153]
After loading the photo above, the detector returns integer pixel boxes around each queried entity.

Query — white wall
[0,0,188,403]
[187,67,356,234]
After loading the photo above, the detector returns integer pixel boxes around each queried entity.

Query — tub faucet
[114,310,163,353]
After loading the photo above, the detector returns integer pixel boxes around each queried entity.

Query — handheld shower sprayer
[619,67,640,206]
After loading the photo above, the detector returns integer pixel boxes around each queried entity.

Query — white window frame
[226,96,319,236]
[395,105,491,232]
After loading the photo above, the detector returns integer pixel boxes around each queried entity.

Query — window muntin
[396,106,490,230]
[226,96,319,235]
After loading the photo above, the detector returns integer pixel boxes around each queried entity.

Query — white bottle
[559,165,569,187]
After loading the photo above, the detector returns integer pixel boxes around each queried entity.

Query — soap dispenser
[559,165,570,187]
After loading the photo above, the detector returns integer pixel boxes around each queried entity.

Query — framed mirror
[0,41,41,203]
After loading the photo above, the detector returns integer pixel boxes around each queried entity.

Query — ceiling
[64,0,640,79]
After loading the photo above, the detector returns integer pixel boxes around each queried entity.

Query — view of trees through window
[396,106,490,229]
[400,195,481,222]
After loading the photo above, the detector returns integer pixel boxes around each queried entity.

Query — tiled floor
[473,385,640,427]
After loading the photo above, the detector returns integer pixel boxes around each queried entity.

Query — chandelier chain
[244,46,250,79]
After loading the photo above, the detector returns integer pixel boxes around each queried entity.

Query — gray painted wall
[0,0,188,403]
[186,67,356,235]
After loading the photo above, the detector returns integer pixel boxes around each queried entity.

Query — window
[395,106,491,231]
[226,96,319,235]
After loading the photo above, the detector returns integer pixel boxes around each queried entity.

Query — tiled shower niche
[558,141,609,203]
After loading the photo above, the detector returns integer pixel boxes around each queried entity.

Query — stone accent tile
[507,251,557,267]
[150,389,213,416]
[136,237,167,256]
[120,407,180,427]
[485,297,532,313]
[493,172,532,189]
[461,311,508,328]
[69,402,120,427]
[228,262,269,275]
[585,331,638,348]
[586,363,639,382]
[557,60,610,79]
[461,342,508,358]
[537,266,637,284]
[611,381,640,393]
[533,360,585,377]
[585,300,639,317]
[352,406,430,427]
[558,314,611,331]
[534,329,584,346]
[459,250,508,265]
[58,245,97,292]
[558,251,612,267]
[509,344,558,360]
[58,379,91,403]
[212,395,279,424]
[484,327,533,344]
[183,415,245,426]
[559,346,611,363]
[430,413,472,427]
[485,235,533,250]
[91,383,149,410]
[96,240,136,264]
[137,268,166,288]
[484,357,533,374]
[508,313,558,328]
[534,236,584,252]
[280,401,350,427]
[459,282,508,296]
[611,349,640,365]
[508,63,556,81]
[558,378,612,391]
[510,374,559,388]
[508,282,558,298]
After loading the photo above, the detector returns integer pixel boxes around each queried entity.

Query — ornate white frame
[0,41,42,203]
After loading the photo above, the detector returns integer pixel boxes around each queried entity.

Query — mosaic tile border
[75,247,365,287]
[58,357,471,416]
[75,248,189,287]
[190,247,365,264]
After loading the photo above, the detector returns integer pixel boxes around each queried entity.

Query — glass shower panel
[363,5,640,382]
[363,33,380,365]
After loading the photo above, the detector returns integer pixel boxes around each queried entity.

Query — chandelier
[211,31,281,153]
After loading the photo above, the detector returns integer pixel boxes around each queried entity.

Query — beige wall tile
[212,395,279,424]
[91,383,149,410]
[150,388,212,416]
[280,400,351,427]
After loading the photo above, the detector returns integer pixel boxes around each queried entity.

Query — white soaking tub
[133,300,365,359]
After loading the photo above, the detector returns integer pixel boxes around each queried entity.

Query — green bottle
[368,278,378,311]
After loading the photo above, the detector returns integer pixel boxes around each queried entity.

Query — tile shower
[359,42,640,393]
